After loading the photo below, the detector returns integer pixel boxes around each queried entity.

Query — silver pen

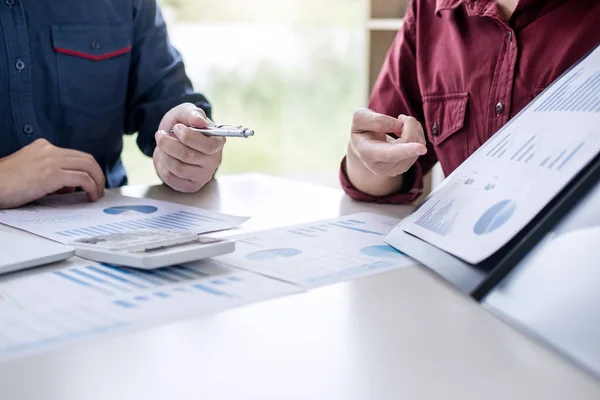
[169,124,255,138]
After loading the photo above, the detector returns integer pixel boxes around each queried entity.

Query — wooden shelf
[366,0,435,197]
[366,0,409,95]
[369,0,409,19]
[366,18,403,31]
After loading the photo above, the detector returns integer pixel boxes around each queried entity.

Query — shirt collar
[436,0,549,17]
[435,0,467,15]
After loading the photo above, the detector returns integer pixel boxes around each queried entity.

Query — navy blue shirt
[0,0,211,187]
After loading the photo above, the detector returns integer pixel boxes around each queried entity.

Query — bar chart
[54,210,228,239]
[216,213,415,288]
[0,272,129,360]
[0,260,299,361]
[52,263,245,308]
[400,47,600,264]
[0,193,248,244]
[534,70,600,113]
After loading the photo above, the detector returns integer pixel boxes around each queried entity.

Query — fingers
[153,157,205,193]
[172,125,225,154]
[154,149,206,181]
[172,103,210,129]
[36,142,105,200]
[60,153,105,199]
[352,108,404,134]
[357,132,426,164]
[59,170,99,202]
[155,130,224,163]
[397,115,427,146]
[349,111,428,178]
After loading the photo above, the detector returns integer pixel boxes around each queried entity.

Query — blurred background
[122,0,367,188]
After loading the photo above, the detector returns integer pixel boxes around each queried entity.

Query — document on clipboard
[387,46,600,265]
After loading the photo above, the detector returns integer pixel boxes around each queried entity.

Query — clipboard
[385,45,600,300]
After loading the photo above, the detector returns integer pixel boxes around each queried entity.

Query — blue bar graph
[86,266,147,290]
[174,265,209,278]
[114,300,138,309]
[330,223,385,236]
[54,210,226,238]
[53,271,113,295]
[534,70,600,113]
[289,230,315,238]
[158,268,199,281]
[54,263,246,309]
[194,284,233,298]
[143,270,180,283]
[70,268,130,292]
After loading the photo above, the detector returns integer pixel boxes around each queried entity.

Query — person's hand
[153,103,225,193]
[0,139,105,209]
[346,108,427,197]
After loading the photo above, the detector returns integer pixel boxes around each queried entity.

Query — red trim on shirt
[54,45,132,61]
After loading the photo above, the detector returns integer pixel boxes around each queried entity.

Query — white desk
[0,174,598,400]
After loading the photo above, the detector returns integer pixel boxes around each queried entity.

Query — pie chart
[103,205,158,215]
[360,245,405,258]
[246,248,303,261]
[474,200,517,235]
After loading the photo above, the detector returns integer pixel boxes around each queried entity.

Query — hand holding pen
[168,124,255,138]
[153,103,256,193]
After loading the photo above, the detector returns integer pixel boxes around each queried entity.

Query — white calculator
[70,230,235,269]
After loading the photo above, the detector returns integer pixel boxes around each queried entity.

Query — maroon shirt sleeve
[340,1,438,204]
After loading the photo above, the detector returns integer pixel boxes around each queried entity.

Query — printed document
[0,258,299,362]
[391,46,600,264]
[0,192,248,244]
[215,213,417,288]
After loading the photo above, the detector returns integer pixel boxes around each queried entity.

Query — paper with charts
[0,191,248,244]
[0,258,300,362]
[214,213,417,288]
[390,46,600,264]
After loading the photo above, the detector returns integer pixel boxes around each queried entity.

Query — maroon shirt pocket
[422,92,469,174]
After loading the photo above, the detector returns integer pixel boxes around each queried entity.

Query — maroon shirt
[341,0,600,204]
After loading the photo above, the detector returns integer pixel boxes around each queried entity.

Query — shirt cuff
[339,157,424,205]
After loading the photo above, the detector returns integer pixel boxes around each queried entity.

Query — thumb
[384,140,427,162]
[188,109,210,129]
[171,104,209,128]
[397,114,427,146]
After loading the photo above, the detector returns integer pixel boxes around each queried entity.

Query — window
[122,0,366,187]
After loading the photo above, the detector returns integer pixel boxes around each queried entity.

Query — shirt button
[15,59,25,71]
[91,40,101,50]
[23,125,34,135]
[5,0,14,6]
[432,123,439,137]
[495,102,505,115]
[508,31,513,42]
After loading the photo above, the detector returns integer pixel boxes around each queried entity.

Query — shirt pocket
[52,25,132,117]
[422,92,469,171]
